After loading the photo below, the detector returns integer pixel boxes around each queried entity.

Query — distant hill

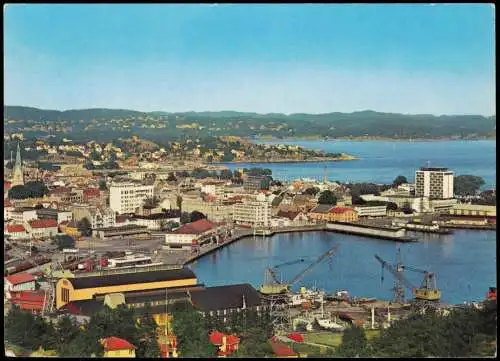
[4,106,496,142]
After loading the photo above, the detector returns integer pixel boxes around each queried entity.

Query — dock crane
[260,245,339,295]
[374,251,440,304]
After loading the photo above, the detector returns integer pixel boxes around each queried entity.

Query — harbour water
[220,140,496,188]
[199,140,496,304]
[189,229,496,305]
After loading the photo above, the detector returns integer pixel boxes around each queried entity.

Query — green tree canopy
[454,175,486,196]
[304,187,320,196]
[8,181,50,200]
[392,175,408,188]
[190,211,207,222]
[318,190,338,205]
[171,301,216,358]
[77,217,92,237]
[338,325,368,357]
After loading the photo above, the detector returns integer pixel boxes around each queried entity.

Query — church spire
[12,142,24,186]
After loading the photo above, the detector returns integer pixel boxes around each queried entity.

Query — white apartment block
[415,168,454,200]
[354,205,387,217]
[109,182,155,215]
[233,200,270,228]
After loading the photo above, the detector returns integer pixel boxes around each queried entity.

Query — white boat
[316,318,346,331]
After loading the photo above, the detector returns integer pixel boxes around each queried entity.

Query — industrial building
[55,266,198,309]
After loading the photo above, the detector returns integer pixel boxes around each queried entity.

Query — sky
[4,4,496,115]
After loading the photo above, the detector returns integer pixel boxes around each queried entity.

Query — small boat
[316,318,346,331]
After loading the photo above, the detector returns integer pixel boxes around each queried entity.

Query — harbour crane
[260,244,339,295]
[374,251,440,304]
[265,259,306,285]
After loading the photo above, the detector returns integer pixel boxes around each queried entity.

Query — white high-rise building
[233,200,270,228]
[109,181,155,215]
[415,167,454,200]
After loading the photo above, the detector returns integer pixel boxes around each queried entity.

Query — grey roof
[271,196,283,207]
[69,267,197,290]
[310,204,334,213]
[190,283,262,312]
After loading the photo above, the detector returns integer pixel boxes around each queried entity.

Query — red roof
[4,181,12,189]
[287,333,304,343]
[209,331,225,345]
[330,207,355,214]
[269,337,297,357]
[175,219,214,235]
[29,219,58,228]
[102,337,136,351]
[7,224,26,233]
[277,210,301,221]
[84,188,101,198]
[10,290,46,303]
[4,199,13,208]
[209,331,240,346]
[5,272,35,286]
[116,215,129,223]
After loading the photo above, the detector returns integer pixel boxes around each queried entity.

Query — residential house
[8,290,48,313]
[276,210,309,226]
[6,207,38,223]
[6,224,29,239]
[71,204,116,230]
[5,273,37,298]
[209,331,241,357]
[329,207,359,223]
[101,337,136,358]
[25,219,58,239]
[308,204,335,223]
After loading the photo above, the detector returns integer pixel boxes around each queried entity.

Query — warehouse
[56,267,198,309]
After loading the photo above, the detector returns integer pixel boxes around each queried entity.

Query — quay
[184,222,416,265]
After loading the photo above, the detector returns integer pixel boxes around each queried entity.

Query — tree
[167,172,177,182]
[220,169,233,180]
[472,190,496,206]
[401,201,414,214]
[55,234,76,250]
[190,211,207,222]
[136,303,161,358]
[222,153,235,162]
[318,190,337,205]
[454,175,486,196]
[176,195,183,211]
[5,306,53,351]
[98,180,107,190]
[180,212,191,224]
[387,202,399,211]
[171,301,216,357]
[143,196,161,208]
[338,325,367,357]
[77,217,92,237]
[8,181,50,200]
[304,187,320,196]
[392,175,408,188]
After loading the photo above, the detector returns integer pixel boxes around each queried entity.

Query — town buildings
[109,181,155,214]
[71,203,116,230]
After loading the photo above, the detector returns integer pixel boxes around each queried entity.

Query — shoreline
[210,156,359,164]
[251,137,496,143]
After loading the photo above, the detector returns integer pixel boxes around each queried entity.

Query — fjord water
[190,230,496,304]
[194,140,497,304]
[223,140,496,187]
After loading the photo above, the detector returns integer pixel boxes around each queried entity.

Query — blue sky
[4,4,495,115]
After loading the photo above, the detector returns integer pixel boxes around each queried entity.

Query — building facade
[72,204,116,230]
[415,167,454,200]
[233,200,270,227]
[109,181,155,214]
[353,205,387,217]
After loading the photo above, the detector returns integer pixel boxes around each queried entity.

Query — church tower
[12,143,24,186]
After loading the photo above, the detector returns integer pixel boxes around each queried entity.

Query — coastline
[211,155,359,164]
[251,136,496,142]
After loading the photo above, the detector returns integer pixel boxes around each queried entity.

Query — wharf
[325,222,417,242]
